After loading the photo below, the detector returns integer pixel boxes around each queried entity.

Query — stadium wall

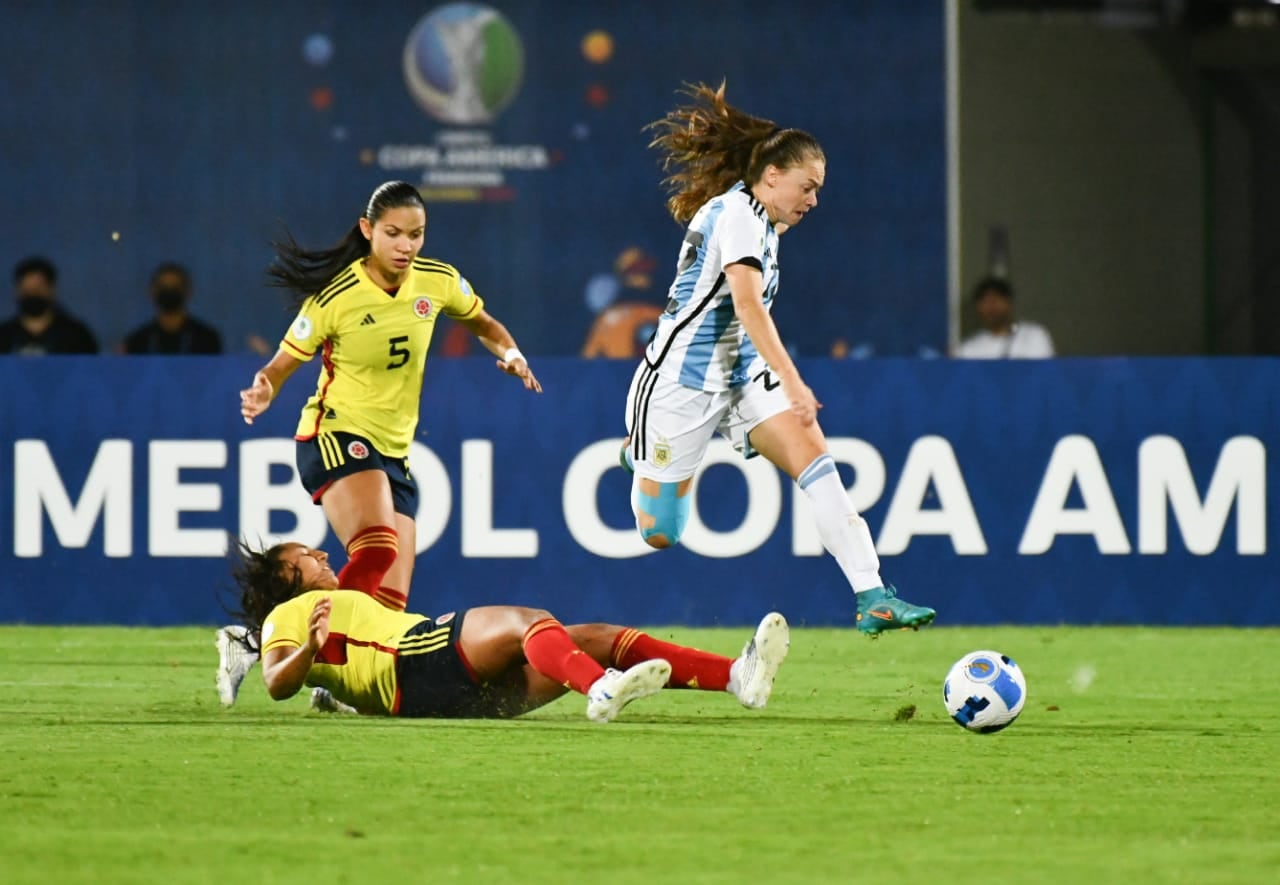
[0,356,1273,627]
[0,1,946,358]
[958,6,1207,356]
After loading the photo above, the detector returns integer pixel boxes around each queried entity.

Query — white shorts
[623,360,790,482]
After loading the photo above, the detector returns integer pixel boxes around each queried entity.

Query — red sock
[612,628,731,691]
[373,586,408,612]
[336,525,398,597]
[522,618,606,695]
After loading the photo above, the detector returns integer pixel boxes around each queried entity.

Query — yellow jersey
[260,589,429,715]
[281,257,485,457]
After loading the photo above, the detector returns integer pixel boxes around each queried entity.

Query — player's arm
[240,349,305,425]
[261,596,331,700]
[458,308,543,393]
[725,262,819,425]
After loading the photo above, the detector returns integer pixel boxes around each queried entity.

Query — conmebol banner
[0,357,1272,626]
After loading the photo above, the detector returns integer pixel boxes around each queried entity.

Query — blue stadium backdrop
[0,1,945,358]
[0,357,1274,627]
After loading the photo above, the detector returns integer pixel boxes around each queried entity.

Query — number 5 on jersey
[387,335,410,369]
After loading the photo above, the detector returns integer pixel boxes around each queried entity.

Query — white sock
[797,454,883,593]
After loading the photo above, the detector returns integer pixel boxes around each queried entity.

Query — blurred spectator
[122,263,222,354]
[0,256,99,355]
[955,275,1054,359]
[582,301,664,358]
[581,246,662,358]
[438,321,475,357]
[245,333,274,357]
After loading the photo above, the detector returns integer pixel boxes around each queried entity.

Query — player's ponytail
[267,181,428,306]
[266,224,368,307]
[226,539,306,645]
[646,82,824,225]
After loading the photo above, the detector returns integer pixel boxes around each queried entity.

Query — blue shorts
[395,610,509,718]
[295,431,419,518]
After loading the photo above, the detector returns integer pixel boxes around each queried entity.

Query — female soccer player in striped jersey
[229,539,790,722]
[220,182,540,704]
[623,83,936,635]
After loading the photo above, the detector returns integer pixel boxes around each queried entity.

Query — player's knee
[515,607,554,630]
[635,484,690,548]
[513,607,557,648]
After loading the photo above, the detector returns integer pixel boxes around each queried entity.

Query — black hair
[150,262,191,290]
[972,275,1014,301]
[223,539,306,651]
[266,181,428,306]
[13,256,57,286]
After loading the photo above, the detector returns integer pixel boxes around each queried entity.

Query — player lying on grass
[224,540,789,723]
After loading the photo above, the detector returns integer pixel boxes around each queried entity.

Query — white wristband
[502,347,524,364]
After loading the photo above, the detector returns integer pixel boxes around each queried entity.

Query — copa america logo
[403,2,525,126]
[380,3,547,201]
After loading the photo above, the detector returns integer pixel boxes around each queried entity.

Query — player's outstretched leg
[215,625,260,706]
[728,612,790,709]
[586,659,672,723]
[310,687,357,715]
[855,585,936,635]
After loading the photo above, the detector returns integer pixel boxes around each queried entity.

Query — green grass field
[1,624,1277,884]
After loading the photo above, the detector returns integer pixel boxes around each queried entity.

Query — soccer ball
[943,650,1027,733]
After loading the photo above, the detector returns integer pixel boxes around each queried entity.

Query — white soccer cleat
[310,687,358,715]
[215,625,259,707]
[586,659,672,723]
[728,612,790,709]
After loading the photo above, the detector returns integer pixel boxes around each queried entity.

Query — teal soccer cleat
[855,585,936,635]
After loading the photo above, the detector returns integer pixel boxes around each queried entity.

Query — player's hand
[783,376,821,427]
[240,372,274,425]
[307,596,332,652]
[498,356,543,393]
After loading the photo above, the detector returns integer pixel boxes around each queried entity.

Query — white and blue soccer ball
[943,650,1027,733]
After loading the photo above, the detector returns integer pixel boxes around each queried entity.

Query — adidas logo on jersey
[360,313,377,326]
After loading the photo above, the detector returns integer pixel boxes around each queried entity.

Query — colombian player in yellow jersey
[226,539,791,722]
[236,182,541,619]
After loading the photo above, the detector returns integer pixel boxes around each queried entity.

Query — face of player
[759,157,824,228]
[279,543,339,590]
[361,205,426,286]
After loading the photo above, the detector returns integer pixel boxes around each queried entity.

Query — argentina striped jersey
[644,182,780,391]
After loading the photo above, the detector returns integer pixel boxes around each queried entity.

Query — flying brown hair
[646,81,824,224]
